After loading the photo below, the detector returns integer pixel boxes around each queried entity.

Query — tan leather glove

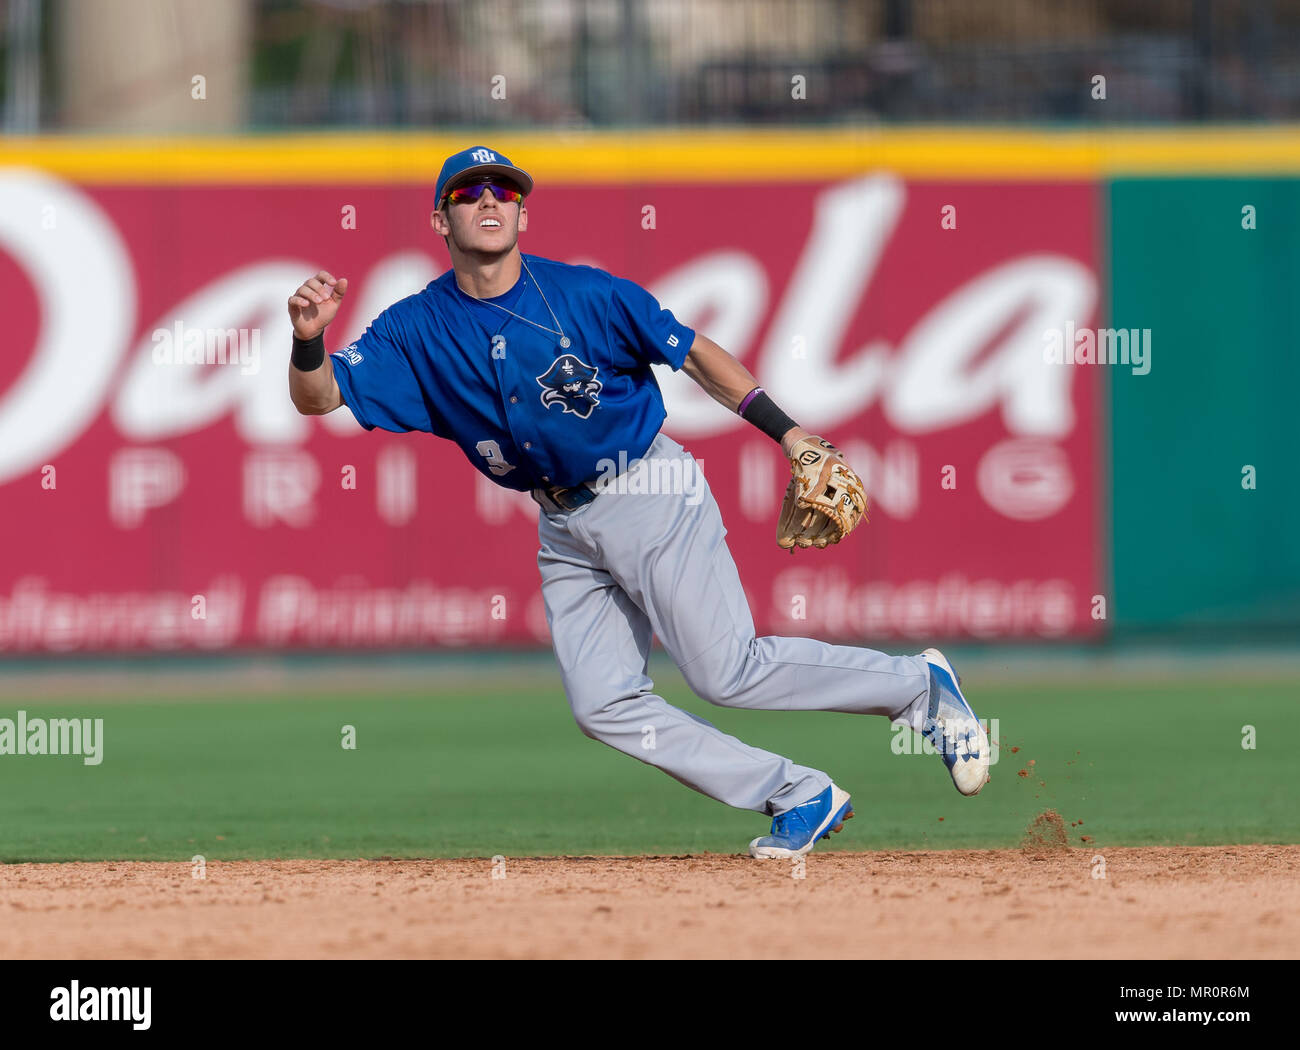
[776,437,868,550]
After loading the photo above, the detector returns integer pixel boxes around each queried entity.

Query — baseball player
[287,146,990,859]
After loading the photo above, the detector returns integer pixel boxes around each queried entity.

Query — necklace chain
[461,256,569,346]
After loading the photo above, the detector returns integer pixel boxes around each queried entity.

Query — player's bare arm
[683,331,868,548]
[287,269,346,415]
[682,333,811,454]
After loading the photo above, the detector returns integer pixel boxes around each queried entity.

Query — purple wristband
[737,386,764,415]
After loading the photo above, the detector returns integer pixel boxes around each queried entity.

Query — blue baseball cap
[435,146,534,208]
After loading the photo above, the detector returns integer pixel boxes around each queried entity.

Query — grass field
[0,659,1295,861]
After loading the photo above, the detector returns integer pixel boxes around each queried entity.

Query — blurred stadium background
[0,0,1296,859]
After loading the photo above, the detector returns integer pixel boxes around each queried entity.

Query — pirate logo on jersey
[536,354,603,419]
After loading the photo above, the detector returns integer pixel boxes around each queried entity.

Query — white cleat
[920,648,990,796]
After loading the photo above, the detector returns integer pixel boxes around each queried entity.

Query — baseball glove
[776,437,868,550]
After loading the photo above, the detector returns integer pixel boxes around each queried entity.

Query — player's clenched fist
[287,270,348,340]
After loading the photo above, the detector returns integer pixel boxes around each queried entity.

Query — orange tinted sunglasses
[444,182,524,207]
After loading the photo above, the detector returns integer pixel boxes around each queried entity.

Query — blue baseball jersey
[329,254,695,491]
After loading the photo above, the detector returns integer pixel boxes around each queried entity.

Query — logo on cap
[471,149,497,164]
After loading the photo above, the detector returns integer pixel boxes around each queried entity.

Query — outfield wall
[1108,178,1300,632]
[0,129,1293,652]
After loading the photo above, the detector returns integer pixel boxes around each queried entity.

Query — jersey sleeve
[606,275,695,371]
[329,308,433,433]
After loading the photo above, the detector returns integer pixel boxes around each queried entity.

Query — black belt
[535,481,599,512]
[533,441,659,512]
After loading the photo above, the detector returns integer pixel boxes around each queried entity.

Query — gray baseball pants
[535,432,933,817]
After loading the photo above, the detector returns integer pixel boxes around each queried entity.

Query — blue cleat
[921,648,990,796]
[748,783,854,859]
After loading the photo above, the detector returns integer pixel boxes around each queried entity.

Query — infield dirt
[2,845,1296,959]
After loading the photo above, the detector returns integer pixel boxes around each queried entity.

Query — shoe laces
[925,713,979,760]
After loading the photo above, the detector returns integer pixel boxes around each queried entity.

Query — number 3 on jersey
[476,439,516,477]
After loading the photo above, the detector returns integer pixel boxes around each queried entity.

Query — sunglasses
[443,181,524,207]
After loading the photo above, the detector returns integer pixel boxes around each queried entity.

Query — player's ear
[431,208,448,235]
[517,202,528,233]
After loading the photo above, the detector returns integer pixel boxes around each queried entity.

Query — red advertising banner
[0,166,1102,651]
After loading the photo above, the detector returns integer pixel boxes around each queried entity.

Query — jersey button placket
[490,302,552,487]
[492,331,537,483]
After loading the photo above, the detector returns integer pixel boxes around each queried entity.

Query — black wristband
[739,388,798,444]
[291,332,326,371]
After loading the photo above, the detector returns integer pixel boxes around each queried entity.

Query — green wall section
[1109,179,1300,631]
